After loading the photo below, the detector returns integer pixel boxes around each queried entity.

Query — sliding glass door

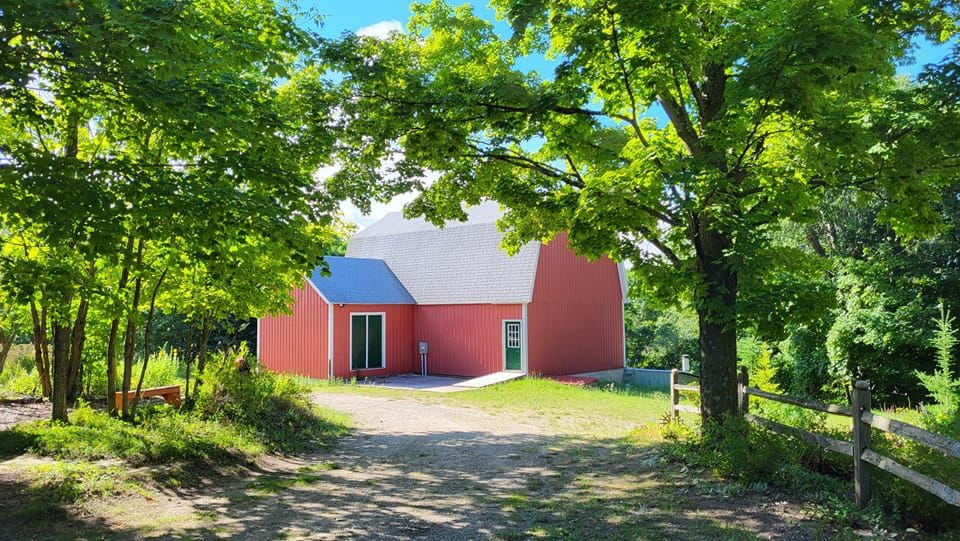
[350,313,384,370]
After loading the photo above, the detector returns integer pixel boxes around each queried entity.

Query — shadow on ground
[0,418,832,540]
[0,469,141,541]
[132,431,821,540]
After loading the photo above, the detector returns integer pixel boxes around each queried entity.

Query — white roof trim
[304,275,331,304]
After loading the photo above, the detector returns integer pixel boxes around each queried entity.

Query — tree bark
[50,298,73,423]
[120,239,145,421]
[0,330,12,375]
[66,296,90,402]
[131,268,167,417]
[66,263,96,401]
[192,317,212,399]
[29,301,52,397]
[695,221,740,426]
[183,323,195,402]
[106,235,136,416]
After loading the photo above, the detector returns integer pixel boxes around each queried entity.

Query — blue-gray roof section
[309,256,415,304]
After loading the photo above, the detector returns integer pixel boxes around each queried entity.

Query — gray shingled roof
[346,202,541,304]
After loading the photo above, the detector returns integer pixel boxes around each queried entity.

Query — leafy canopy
[323,0,958,337]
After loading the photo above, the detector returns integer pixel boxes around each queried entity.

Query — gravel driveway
[2,391,830,540]
[153,393,822,540]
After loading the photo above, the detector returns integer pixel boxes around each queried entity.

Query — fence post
[670,368,679,421]
[737,366,749,416]
[852,380,872,508]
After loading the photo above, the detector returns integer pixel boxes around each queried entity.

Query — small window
[506,322,521,349]
[351,314,384,370]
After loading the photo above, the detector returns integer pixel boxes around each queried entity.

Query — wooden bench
[114,385,181,410]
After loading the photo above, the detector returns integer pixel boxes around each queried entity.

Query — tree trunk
[106,235,136,416]
[66,296,90,402]
[50,300,73,423]
[66,263,96,401]
[29,301,52,398]
[130,268,167,417]
[0,330,12,375]
[192,318,212,399]
[105,320,121,415]
[183,323,195,402]
[120,239,145,421]
[695,221,740,426]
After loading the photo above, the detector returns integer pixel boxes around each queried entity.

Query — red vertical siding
[258,281,329,379]
[414,304,522,377]
[332,304,415,378]
[527,233,624,375]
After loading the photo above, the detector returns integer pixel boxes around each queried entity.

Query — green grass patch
[246,473,317,495]
[445,378,669,422]
[26,461,145,504]
[310,376,672,437]
[0,403,265,465]
[0,399,350,467]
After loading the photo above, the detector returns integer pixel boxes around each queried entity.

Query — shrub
[0,401,264,465]
[0,352,42,396]
[915,304,959,436]
[195,343,350,452]
[749,348,827,432]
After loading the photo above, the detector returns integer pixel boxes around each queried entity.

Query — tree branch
[637,224,682,268]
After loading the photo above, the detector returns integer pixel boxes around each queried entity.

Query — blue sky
[301,1,954,226]
[303,0,951,75]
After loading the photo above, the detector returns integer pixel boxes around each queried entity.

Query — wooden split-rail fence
[669,367,960,509]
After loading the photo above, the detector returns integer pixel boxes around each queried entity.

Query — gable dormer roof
[309,256,415,304]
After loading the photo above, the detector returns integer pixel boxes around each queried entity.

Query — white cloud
[356,20,404,40]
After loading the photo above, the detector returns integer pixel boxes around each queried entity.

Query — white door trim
[349,312,387,372]
[502,318,523,372]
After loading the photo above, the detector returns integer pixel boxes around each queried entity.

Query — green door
[504,321,522,371]
[351,314,384,370]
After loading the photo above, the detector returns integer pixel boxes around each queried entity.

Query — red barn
[258,202,626,380]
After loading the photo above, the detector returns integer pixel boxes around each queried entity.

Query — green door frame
[503,319,522,371]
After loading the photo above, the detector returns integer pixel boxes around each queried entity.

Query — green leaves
[0,0,339,358]
[320,0,957,417]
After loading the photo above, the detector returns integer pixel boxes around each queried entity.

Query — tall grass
[84,348,184,398]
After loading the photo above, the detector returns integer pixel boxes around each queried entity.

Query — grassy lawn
[309,376,673,437]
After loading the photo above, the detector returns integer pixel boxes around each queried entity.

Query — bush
[664,416,796,481]
[916,304,960,436]
[0,401,264,465]
[871,304,960,532]
[0,352,42,396]
[625,300,699,368]
[195,343,350,452]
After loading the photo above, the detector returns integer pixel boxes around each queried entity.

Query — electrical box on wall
[418,341,429,354]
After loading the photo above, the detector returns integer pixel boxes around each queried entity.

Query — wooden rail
[744,413,854,457]
[743,386,853,416]
[668,369,960,509]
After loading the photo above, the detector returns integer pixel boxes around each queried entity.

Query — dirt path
[0,401,50,430]
[2,392,836,540]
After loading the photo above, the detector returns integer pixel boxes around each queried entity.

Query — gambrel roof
[346,202,542,305]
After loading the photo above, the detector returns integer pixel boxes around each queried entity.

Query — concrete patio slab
[359,372,524,393]
[453,371,524,388]
[360,374,472,393]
